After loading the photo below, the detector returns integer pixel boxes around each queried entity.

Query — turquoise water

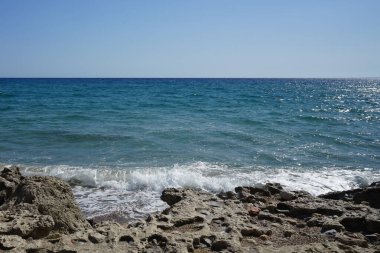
[1,78,379,217]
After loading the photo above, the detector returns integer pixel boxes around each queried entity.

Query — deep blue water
[1,78,379,217]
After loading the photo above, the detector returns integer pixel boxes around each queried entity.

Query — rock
[320,181,380,208]
[353,188,380,208]
[0,235,26,250]
[366,215,380,233]
[0,166,23,205]
[279,191,296,201]
[241,226,272,237]
[323,229,337,237]
[0,166,379,252]
[277,199,344,217]
[258,212,283,223]
[211,240,230,251]
[217,191,236,200]
[160,188,183,206]
[265,183,283,194]
[249,186,271,197]
[321,220,345,232]
[306,216,326,227]
[88,232,106,243]
[246,205,261,216]
[7,175,90,233]
[283,230,294,237]
[340,217,366,232]
[336,234,368,247]
[365,234,379,243]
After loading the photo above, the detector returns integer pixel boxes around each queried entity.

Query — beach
[0,165,379,252]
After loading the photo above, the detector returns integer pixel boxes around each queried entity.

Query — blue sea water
[0,78,379,218]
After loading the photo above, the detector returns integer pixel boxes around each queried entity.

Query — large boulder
[0,166,90,235]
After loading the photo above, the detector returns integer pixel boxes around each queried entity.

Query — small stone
[323,229,337,237]
[200,237,212,247]
[241,226,271,237]
[283,230,294,237]
[88,232,105,243]
[279,191,296,201]
[247,206,261,216]
[259,235,269,241]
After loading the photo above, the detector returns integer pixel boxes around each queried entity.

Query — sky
[0,0,379,78]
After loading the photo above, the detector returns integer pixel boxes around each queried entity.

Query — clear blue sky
[0,0,379,78]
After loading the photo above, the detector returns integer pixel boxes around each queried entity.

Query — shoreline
[0,165,379,252]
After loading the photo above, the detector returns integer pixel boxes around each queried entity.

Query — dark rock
[249,186,271,197]
[148,234,168,247]
[217,191,236,200]
[265,183,283,195]
[211,240,230,251]
[340,217,366,232]
[160,188,183,206]
[0,166,23,205]
[365,234,379,243]
[353,188,380,208]
[283,230,294,237]
[320,182,380,209]
[366,214,380,233]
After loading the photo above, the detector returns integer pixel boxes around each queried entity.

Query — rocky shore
[0,166,379,252]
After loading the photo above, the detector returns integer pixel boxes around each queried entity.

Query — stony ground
[0,166,379,252]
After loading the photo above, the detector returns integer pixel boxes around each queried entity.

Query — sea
[0,78,379,219]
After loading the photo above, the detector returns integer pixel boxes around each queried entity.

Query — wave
[15,162,380,218]
[20,161,380,195]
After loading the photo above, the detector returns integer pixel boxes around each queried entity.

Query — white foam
[20,162,380,218]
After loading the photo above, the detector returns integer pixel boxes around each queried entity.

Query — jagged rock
[0,166,90,237]
[0,166,23,205]
[160,188,183,206]
[321,220,345,232]
[0,235,26,250]
[265,183,283,194]
[320,181,380,209]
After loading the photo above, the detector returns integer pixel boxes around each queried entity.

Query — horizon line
[1,77,379,79]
